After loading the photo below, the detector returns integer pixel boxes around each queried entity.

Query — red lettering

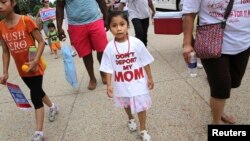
[124,71,133,82]
[114,67,144,82]
[134,67,144,79]
[115,71,124,82]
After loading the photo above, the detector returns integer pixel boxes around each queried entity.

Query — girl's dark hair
[107,11,129,29]
[12,0,21,14]
[47,22,56,28]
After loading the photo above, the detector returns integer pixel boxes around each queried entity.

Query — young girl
[47,22,61,59]
[0,1,58,140]
[100,11,154,141]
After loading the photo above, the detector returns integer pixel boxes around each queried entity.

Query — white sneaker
[140,130,151,141]
[197,63,203,69]
[49,105,58,122]
[31,133,44,141]
[127,119,137,132]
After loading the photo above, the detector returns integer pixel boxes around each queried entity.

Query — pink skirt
[114,94,152,114]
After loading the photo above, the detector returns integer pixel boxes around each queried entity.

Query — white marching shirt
[100,36,154,97]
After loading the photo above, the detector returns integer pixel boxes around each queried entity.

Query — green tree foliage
[33,5,43,16]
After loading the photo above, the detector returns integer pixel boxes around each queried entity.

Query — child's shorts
[51,42,61,51]
[114,93,152,114]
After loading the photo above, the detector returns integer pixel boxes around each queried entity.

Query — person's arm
[106,0,114,8]
[29,29,45,72]
[106,73,113,98]
[96,0,108,23]
[56,0,66,40]
[144,64,154,90]
[182,13,196,64]
[148,0,155,18]
[118,2,125,11]
[0,40,10,84]
[36,8,42,19]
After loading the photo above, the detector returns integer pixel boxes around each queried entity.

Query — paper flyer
[6,82,32,110]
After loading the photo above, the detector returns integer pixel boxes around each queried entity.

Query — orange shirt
[0,16,44,77]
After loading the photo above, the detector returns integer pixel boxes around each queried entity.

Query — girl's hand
[107,85,113,98]
[183,44,194,64]
[26,60,38,72]
[0,73,9,85]
[148,78,154,90]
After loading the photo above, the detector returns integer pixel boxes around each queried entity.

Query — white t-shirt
[120,0,151,19]
[182,0,250,55]
[100,36,154,97]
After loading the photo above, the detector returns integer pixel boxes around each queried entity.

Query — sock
[50,103,55,109]
[35,131,44,136]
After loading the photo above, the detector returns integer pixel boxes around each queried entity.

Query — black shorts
[201,47,250,99]
[22,75,45,109]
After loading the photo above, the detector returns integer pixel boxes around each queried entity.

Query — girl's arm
[144,64,154,90]
[28,29,45,71]
[0,40,10,84]
[182,13,196,64]
[106,73,113,98]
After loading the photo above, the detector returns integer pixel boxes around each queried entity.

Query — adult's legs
[201,56,231,124]
[229,48,250,88]
[141,18,149,47]
[210,98,225,124]
[132,18,145,45]
[83,53,97,90]
[97,52,106,84]
[88,19,108,85]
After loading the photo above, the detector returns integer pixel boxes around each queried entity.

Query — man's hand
[104,20,109,31]
[58,28,66,41]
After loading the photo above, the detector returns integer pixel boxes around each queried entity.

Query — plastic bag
[61,42,78,88]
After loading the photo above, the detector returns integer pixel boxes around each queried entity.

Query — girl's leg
[42,95,52,107]
[138,111,147,131]
[22,76,46,132]
[35,107,45,131]
[125,106,137,132]
[124,106,134,120]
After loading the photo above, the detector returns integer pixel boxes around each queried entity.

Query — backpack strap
[22,15,26,27]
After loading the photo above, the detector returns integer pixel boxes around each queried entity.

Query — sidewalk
[0,22,249,141]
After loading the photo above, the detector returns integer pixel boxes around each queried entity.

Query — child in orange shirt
[0,1,58,140]
[47,22,61,59]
